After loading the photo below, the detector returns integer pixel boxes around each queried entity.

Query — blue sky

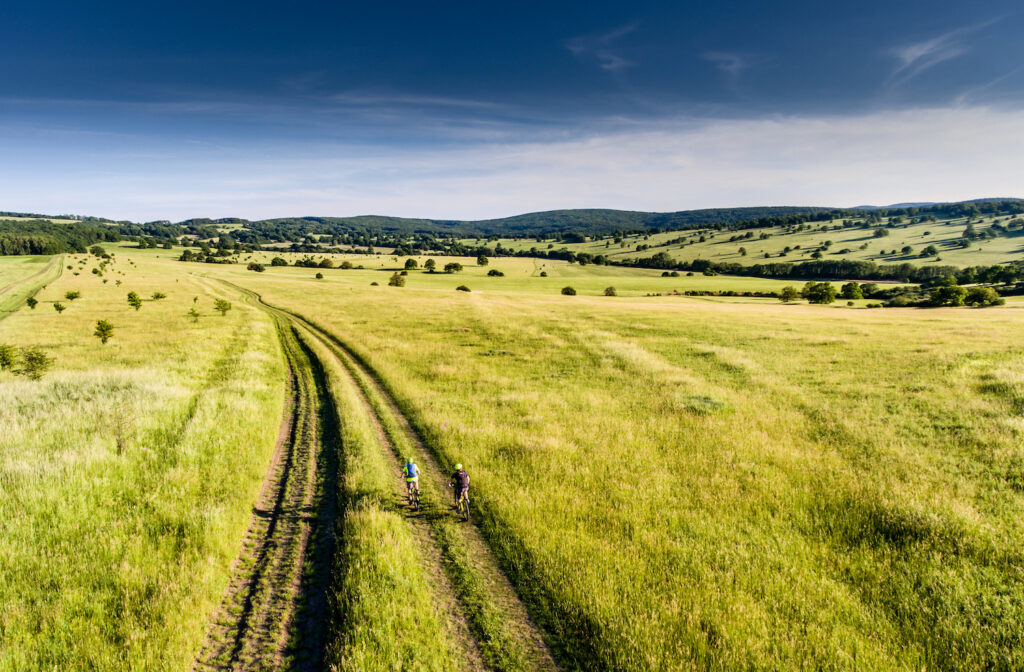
[2,1,1023,221]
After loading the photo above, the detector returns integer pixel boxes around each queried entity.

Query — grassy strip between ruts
[295,327,461,672]
[319,328,537,672]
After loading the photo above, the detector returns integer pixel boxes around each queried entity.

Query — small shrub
[456,285,471,292]
[271,257,288,266]
[247,262,265,272]
[53,302,66,314]
[370,281,379,286]
[0,344,15,370]
[315,272,324,279]
[17,346,53,381]
[152,292,167,300]
[340,261,354,269]
[444,262,463,273]
[65,290,81,301]
[477,255,489,266]
[94,320,114,344]
[779,286,800,303]
[539,271,547,277]
[214,299,232,316]
[388,272,406,287]
[25,297,37,309]
[604,286,617,296]
[188,307,200,323]
[487,269,504,277]
[561,286,576,296]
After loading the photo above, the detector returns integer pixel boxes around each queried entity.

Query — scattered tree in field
[315,272,324,279]
[370,281,379,286]
[964,286,1004,307]
[53,302,66,314]
[487,269,504,277]
[477,255,489,266]
[561,286,577,296]
[604,286,617,296]
[115,279,122,286]
[444,262,463,273]
[340,261,354,269]
[247,262,265,272]
[188,307,200,323]
[779,286,800,302]
[152,292,167,300]
[424,258,437,272]
[929,285,967,307]
[214,299,232,316]
[94,320,114,344]
[271,257,288,266]
[388,272,406,287]
[738,247,747,256]
[456,285,471,292]
[404,258,418,270]
[127,292,142,310]
[193,296,198,303]
[0,344,15,370]
[901,245,913,254]
[920,245,939,258]
[26,297,37,309]
[539,271,547,277]
[801,282,837,304]
[17,346,53,381]
[840,282,863,300]
[65,290,81,301]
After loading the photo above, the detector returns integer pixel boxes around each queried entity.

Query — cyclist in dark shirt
[448,464,469,508]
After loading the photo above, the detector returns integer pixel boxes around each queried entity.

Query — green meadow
[2,243,1022,671]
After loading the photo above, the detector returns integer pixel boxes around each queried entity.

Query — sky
[2,0,1023,222]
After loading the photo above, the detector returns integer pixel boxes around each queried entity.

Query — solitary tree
[477,255,489,266]
[444,262,463,273]
[779,286,800,302]
[127,292,142,311]
[188,307,200,323]
[65,290,81,301]
[214,299,232,316]
[315,272,324,279]
[53,302,66,314]
[404,258,418,270]
[424,258,437,272]
[94,320,114,344]
[25,297,37,309]
[388,272,406,287]
[561,286,577,296]
[152,292,167,300]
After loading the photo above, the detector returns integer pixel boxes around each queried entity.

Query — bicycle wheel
[462,496,470,521]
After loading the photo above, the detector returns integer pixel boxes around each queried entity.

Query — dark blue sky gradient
[2,1,1023,219]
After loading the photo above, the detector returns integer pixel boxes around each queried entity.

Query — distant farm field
[2,245,1023,671]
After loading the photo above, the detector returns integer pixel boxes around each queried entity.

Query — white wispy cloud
[566,22,639,73]
[886,18,1004,87]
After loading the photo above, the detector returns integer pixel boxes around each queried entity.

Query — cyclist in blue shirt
[402,456,420,504]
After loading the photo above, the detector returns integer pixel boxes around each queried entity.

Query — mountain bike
[455,489,470,522]
[406,481,420,510]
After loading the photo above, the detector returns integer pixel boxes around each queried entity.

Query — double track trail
[196,279,559,672]
[195,314,339,671]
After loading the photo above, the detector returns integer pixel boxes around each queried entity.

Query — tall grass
[0,255,284,670]
[243,274,1024,671]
